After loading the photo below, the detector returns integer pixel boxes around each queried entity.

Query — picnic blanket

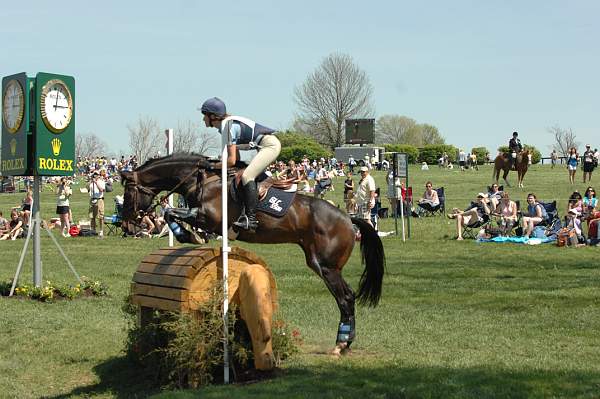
[477,236,555,245]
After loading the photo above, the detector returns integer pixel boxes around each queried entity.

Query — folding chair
[418,187,445,217]
[104,201,123,236]
[462,211,491,239]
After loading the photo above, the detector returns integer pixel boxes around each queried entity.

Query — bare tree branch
[548,125,578,157]
[293,53,374,149]
[128,116,161,164]
[76,133,106,159]
[173,120,218,155]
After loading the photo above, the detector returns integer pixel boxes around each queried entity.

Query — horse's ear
[120,171,132,184]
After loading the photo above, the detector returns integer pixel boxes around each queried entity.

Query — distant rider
[508,131,523,170]
[200,97,281,230]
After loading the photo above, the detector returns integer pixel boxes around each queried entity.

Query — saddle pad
[257,187,296,217]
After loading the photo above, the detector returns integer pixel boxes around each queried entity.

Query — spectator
[583,186,598,215]
[493,192,517,235]
[521,193,548,238]
[356,166,377,227]
[56,177,72,238]
[1,210,24,240]
[447,193,491,240]
[470,153,478,170]
[0,211,10,236]
[550,150,558,169]
[314,163,330,199]
[21,189,33,226]
[458,149,467,171]
[567,191,584,216]
[567,147,579,184]
[487,183,503,209]
[344,172,355,207]
[416,181,440,215]
[386,170,401,217]
[565,208,585,244]
[582,144,595,183]
[88,172,106,238]
[348,155,356,173]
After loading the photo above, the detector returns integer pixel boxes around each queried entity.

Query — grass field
[1,164,599,399]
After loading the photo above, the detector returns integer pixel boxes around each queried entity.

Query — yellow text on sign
[38,158,74,171]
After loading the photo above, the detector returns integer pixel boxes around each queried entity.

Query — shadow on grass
[44,356,160,399]
[46,355,600,399]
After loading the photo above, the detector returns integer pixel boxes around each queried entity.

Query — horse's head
[120,170,158,221]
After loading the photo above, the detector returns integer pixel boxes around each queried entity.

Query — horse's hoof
[331,342,351,357]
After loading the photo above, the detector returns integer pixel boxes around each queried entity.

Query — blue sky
[2,0,598,155]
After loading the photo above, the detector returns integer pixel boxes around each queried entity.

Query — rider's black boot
[234,181,259,230]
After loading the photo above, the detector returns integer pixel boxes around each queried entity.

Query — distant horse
[120,154,385,355]
[493,149,531,188]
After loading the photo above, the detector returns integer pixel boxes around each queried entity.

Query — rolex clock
[2,79,25,133]
[40,78,73,133]
[1,73,29,176]
[35,72,75,176]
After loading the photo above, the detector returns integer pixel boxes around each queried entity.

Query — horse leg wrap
[336,320,355,345]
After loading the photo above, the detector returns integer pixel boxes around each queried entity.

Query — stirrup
[233,214,258,230]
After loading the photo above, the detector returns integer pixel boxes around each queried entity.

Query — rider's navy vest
[222,115,275,147]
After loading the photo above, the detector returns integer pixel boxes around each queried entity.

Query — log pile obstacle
[130,246,278,370]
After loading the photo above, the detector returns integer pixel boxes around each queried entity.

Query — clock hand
[54,89,60,110]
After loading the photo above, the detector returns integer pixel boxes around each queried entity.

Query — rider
[508,131,523,170]
[200,97,281,230]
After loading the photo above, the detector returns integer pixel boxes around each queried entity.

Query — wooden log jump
[130,246,278,370]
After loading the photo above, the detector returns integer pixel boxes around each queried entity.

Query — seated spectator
[0,211,10,236]
[568,191,583,215]
[521,193,548,238]
[0,210,24,240]
[493,191,517,235]
[487,184,503,209]
[447,193,491,240]
[416,181,440,213]
[565,208,585,244]
[583,186,598,216]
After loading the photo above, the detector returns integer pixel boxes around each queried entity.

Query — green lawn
[1,164,599,399]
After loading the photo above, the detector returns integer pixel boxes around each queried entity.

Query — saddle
[231,169,297,217]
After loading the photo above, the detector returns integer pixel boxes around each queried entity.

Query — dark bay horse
[120,154,385,354]
[493,149,531,188]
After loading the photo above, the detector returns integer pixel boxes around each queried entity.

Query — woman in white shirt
[56,177,72,237]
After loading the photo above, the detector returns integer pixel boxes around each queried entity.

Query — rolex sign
[35,72,75,176]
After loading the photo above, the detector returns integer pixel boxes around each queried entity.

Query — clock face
[2,79,25,133]
[40,79,73,133]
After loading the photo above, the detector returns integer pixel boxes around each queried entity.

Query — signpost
[2,72,79,292]
[393,153,409,240]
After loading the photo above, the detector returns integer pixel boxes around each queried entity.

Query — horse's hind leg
[320,267,356,355]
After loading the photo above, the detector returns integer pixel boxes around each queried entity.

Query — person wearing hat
[356,166,377,227]
[447,192,491,240]
[582,144,595,183]
[565,208,584,245]
[199,97,280,231]
[88,171,106,238]
[508,131,523,170]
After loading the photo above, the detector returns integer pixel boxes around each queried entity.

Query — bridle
[124,171,161,217]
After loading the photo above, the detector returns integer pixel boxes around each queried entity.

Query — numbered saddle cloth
[256,187,296,217]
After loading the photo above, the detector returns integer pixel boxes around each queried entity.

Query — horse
[120,153,385,355]
[493,149,531,188]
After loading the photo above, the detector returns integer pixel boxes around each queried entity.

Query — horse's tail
[351,217,385,307]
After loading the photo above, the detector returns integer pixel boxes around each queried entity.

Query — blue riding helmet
[200,97,226,117]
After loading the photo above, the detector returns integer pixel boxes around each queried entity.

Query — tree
[277,131,331,162]
[376,115,417,144]
[128,116,161,164]
[172,120,218,155]
[293,53,374,149]
[549,125,578,157]
[76,133,106,159]
[375,115,445,146]
[420,124,445,145]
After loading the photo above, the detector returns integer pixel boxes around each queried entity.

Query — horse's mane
[135,152,211,171]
